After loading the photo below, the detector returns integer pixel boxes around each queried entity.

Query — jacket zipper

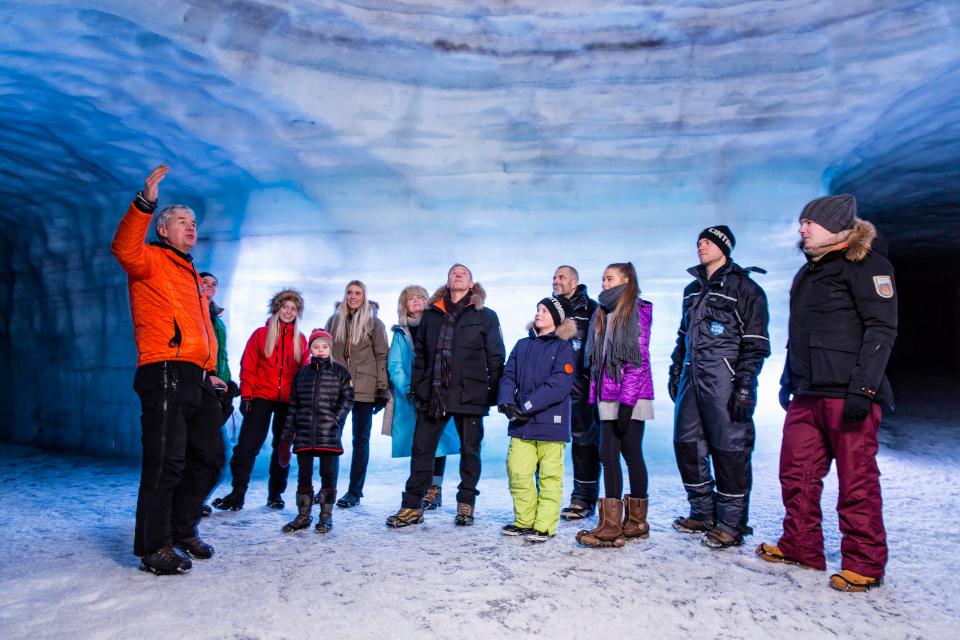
[277,324,287,402]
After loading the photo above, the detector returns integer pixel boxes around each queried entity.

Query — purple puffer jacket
[588,299,654,406]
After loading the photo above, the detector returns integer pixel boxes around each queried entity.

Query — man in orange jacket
[112,164,226,576]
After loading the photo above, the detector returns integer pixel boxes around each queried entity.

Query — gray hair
[555,265,580,281]
[155,204,196,238]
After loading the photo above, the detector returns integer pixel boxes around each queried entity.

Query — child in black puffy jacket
[279,329,354,533]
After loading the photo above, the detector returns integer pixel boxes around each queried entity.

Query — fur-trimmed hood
[428,283,486,311]
[269,288,304,316]
[799,218,877,263]
[525,318,577,341]
[333,300,380,316]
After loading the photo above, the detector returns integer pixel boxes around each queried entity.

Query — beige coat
[325,303,389,403]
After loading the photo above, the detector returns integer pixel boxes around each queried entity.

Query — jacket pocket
[808,334,859,387]
[460,372,490,405]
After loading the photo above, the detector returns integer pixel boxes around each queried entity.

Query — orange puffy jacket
[112,203,218,370]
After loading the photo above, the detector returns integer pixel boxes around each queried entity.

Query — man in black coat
[758,195,897,593]
[669,226,771,549]
[551,266,602,520]
[387,264,505,527]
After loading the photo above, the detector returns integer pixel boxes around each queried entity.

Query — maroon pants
[777,395,886,577]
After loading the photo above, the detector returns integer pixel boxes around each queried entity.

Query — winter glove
[729,383,757,423]
[668,364,681,403]
[239,399,253,417]
[498,403,530,425]
[842,393,873,423]
[372,389,389,414]
[278,440,292,468]
[778,386,791,411]
[617,402,634,432]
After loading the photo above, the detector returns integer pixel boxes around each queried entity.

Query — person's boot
[560,501,594,520]
[173,535,215,559]
[282,491,314,532]
[386,507,424,528]
[315,502,334,533]
[622,495,649,539]
[454,502,475,526]
[200,504,212,518]
[139,545,192,575]
[266,495,285,510]
[422,485,442,511]
[212,488,245,512]
[576,498,626,548]
[672,515,714,534]
[701,526,744,549]
[829,569,883,592]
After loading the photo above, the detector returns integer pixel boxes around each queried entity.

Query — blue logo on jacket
[710,322,725,336]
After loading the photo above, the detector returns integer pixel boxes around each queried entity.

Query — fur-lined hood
[799,218,877,263]
[525,318,577,341]
[333,300,380,316]
[269,288,304,316]
[427,283,487,311]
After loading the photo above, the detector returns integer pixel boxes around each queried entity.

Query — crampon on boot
[315,489,336,533]
[560,502,594,520]
[422,485,442,511]
[386,507,424,528]
[139,545,192,575]
[576,498,626,548]
[672,516,714,534]
[173,535,214,559]
[211,490,245,512]
[755,543,821,570]
[282,490,314,533]
[701,527,743,549]
[454,502,475,526]
[829,569,883,592]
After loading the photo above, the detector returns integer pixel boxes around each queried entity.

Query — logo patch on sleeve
[873,275,894,299]
[563,363,574,374]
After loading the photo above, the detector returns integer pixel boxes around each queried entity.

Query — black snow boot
[212,490,245,511]
[173,535,215,559]
[282,491,314,533]
[266,495,285,510]
[140,545,192,575]
[454,502,475,526]
[199,503,212,518]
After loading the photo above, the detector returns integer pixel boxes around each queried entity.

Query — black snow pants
[569,397,601,507]
[673,359,754,537]
[228,399,290,499]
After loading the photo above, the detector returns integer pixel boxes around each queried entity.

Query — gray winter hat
[800,194,857,233]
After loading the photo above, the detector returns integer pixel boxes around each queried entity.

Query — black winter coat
[282,356,355,454]
[671,260,771,386]
[412,284,506,416]
[780,220,898,408]
[565,284,598,403]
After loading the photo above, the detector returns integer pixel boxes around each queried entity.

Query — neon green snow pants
[507,437,566,535]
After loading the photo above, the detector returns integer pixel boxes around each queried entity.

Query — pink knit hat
[308,328,333,348]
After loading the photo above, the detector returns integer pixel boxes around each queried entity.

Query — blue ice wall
[1,1,959,458]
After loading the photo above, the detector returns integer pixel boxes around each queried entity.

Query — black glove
[842,393,873,423]
[668,364,681,403]
[372,389,389,414]
[617,403,634,432]
[729,383,757,423]
[778,386,791,411]
[239,399,253,417]
[498,403,529,425]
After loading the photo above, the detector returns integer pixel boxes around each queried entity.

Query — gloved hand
[498,403,529,425]
[729,383,757,423]
[617,402,634,432]
[372,389,389,414]
[668,364,681,403]
[842,393,873,423]
[278,440,292,468]
[778,386,791,411]
[239,398,253,417]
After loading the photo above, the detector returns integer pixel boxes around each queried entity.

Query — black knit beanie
[698,225,736,257]
[800,194,857,233]
[538,296,572,329]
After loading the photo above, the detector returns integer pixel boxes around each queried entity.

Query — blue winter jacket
[497,320,577,442]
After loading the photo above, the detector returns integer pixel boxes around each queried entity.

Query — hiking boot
[560,502,594,520]
[454,503,474,526]
[140,545,192,575]
[527,530,555,543]
[829,569,883,592]
[336,493,360,509]
[315,502,334,534]
[200,504,212,518]
[701,527,743,549]
[173,536,215,559]
[266,495,285,510]
[672,516,713,534]
[622,495,649,539]
[386,507,424,528]
[576,498,626,548]
[422,485,443,511]
[282,491,314,533]
[755,543,820,570]
[502,523,534,537]
[211,491,244,512]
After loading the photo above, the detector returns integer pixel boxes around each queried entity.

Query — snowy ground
[2,384,959,640]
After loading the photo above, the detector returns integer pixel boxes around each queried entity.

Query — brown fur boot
[576,498,626,548]
[622,495,649,539]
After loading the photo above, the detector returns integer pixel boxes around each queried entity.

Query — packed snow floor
[2,391,959,640]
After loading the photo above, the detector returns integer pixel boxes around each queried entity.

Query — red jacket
[239,321,309,403]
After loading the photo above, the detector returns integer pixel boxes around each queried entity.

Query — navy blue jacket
[497,320,577,442]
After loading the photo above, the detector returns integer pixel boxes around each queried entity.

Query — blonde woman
[212,289,309,512]
[324,280,389,508]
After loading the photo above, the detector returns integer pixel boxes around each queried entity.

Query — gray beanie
[800,194,857,233]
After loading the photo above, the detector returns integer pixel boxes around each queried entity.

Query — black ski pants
[228,398,290,498]
[569,398,601,506]
[133,361,225,556]
[403,412,483,509]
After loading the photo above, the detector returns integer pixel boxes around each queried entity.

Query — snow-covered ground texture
[2,377,958,640]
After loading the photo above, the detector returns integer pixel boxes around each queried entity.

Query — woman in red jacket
[213,289,309,511]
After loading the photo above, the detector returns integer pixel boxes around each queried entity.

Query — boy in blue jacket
[498,296,577,542]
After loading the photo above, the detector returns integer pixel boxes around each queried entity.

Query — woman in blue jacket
[497,296,576,542]
[383,285,460,510]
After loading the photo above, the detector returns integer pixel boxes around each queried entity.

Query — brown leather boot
[575,498,626,548]
[622,495,649,539]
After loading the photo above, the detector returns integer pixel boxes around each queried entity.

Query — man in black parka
[387,264,505,528]
[669,226,771,549]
